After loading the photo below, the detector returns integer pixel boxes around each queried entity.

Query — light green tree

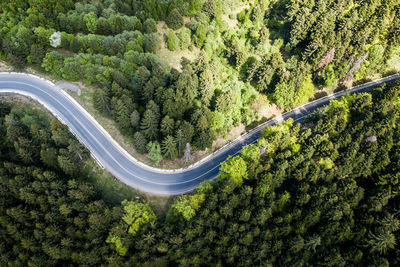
[295,74,315,106]
[167,30,180,51]
[219,156,248,186]
[171,193,205,221]
[121,200,156,236]
[84,12,98,33]
[106,234,127,256]
[147,141,163,166]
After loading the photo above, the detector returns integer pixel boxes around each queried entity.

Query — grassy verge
[84,159,173,217]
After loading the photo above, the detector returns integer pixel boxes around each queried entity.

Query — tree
[28,44,46,65]
[202,0,217,18]
[161,135,178,160]
[121,200,156,236]
[170,193,205,221]
[106,234,127,256]
[144,33,161,53]
[219,156,248,186]
[178,27,191,50]
[41,51,65,76]
[273,78,296,110]
[175,129,185,156]
[111,95,133,132]
[167,30,180,51]
[50,120,71,147]
[194,130,214,150]
[166,9,184,30]
[40,147,58,168]
[320,63,336,87]
[143,18,157,33]
[147,141,163,166]
[93,87,111,114]
[140,109,159,140]
[130,110,140,129]
[133,132,148,154]
[194,24,207,47]
[161,116,174,136]
[367,228,397,255]
[57,155,76,176]
[295,74,315,107]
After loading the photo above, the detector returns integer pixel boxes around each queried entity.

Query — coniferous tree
[161,135,178,160]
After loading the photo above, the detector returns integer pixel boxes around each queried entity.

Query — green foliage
[121,200,156,235]
[193,23,207,47]
[178,27,191,49]
[143,18,157,33]
[166,9,184,30]
[161,135,178,159]
[144,33,162,52]
[133,131,148,154]
[273,78,296,109]
[167,30,180,51]
[1,76,400,266]
[170,193,205,221]
[84,12,98,33]
[318,157,334,170]
[147,141,163,165]
[1,0,399,163]
[202,0,217,18]
[106,234,128,256]
[321,64,338,88]
[0,104,118,266]
[41,51,65,76]
[219,156,248,186]
[295,75,315,106]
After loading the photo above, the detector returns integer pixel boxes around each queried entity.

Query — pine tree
[162,136,178,160]
[161,116,175,137]
[140,110,159,140]
[133,132,148,154]
[166,9,184,30]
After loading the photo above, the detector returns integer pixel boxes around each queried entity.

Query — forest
[0,0,399,163]
[1,79,400,265]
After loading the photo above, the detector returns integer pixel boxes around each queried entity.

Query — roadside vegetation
[0,0,399,166]
[1,78,400,265]
[1,1,400,265]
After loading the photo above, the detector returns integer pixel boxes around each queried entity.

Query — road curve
[0,73,399,195]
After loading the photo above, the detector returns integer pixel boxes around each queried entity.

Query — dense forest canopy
[1,80,400,265]
[0,0,399,163]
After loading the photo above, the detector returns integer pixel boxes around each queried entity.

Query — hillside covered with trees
[1,80,400,265]
[1,0,399,163]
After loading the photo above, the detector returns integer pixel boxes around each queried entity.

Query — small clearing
[156,21,200,71]
[222,3,250,29]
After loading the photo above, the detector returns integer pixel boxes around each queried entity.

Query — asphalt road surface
[0,73,399,195]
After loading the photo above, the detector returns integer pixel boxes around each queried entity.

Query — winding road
[0,72,399,195]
